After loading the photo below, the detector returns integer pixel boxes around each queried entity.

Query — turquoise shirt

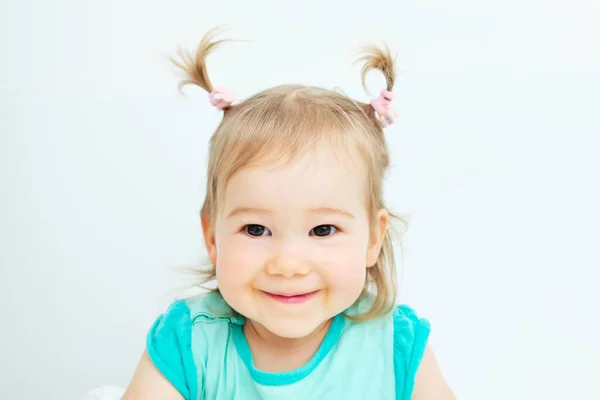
[147,292,430,399]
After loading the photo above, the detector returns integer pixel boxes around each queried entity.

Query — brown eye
[244,224,270,237]
[310,225,338,237]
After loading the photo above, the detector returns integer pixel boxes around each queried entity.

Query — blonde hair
[172,27,409,321]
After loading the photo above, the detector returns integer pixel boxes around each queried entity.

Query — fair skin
[122,145,454,399]
[212,146,383,370]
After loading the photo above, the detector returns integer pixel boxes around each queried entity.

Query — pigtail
[354,43,399,128]
[170,26,232,94]
[355,43,397,94]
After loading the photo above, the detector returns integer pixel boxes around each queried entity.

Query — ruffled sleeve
[393,304,431,400]
[146,300,198,400]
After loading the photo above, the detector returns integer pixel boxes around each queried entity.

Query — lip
[262,290,319,304]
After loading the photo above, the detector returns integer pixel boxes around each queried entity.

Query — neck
[243,318,332,373]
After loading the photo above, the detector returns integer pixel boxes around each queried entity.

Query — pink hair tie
[208,87,235,110]
[370,89,399,127]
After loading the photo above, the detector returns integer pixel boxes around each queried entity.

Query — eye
[310,225,338,237]
[244,224,271,237]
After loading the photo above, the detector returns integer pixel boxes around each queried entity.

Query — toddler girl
[123,27,454,399]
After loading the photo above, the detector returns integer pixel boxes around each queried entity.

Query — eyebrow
[226,207,356,220]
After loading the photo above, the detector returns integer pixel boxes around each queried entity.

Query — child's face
[204,145,388,339]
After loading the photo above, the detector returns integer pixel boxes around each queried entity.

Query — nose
[265,240,311,278]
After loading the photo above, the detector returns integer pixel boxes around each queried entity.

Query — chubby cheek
[316,241,368,308]
[320,251,367,296]
[214,232,265,290]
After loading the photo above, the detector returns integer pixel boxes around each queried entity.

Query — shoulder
[393,304,431,363]
[148,299,192,339]
[392,305,455,399]
[393,304,431,344]
[146,291,237,400]
[147,291,238,352]
[146,299,196,399]
[392,304,431,400]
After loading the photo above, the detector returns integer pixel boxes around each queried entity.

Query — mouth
[261,290,320,305]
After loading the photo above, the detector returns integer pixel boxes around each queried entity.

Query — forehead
[222,145,366,213]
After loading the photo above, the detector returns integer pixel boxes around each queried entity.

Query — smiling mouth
[261,290,320,304]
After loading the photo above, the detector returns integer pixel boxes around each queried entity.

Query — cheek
[215,232,265,285]
[318,235,369,292]
[325,250,367,281]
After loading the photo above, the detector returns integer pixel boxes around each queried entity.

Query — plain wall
[1,0,599,398]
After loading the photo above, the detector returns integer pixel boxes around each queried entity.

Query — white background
[1,0,599,399]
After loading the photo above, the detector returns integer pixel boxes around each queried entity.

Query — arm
[412,345,455,400]
[121,351,184,400]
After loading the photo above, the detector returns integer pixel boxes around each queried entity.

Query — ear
[366,208,389,268]
[201,212,217,265]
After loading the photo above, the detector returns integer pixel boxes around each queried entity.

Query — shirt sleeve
[393,304,431,400]
[146,299,197,400]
